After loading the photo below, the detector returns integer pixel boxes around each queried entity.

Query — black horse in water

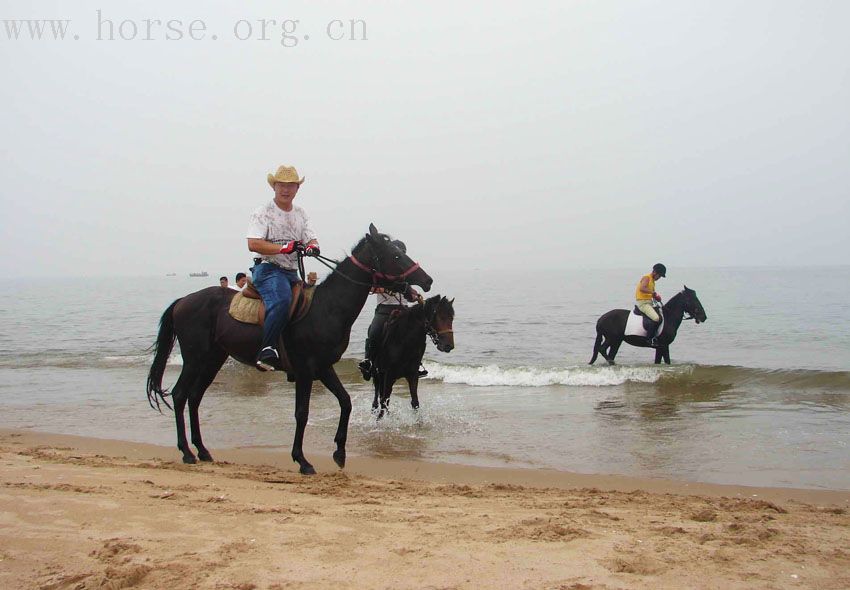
[370,295,455,419]
[590,286,707,365]
[146,224,432,474]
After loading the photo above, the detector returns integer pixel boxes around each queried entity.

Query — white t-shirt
[246,201,317,270]
[375,292,412,307]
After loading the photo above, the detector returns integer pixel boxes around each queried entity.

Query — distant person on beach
[247,165,320,372]
[636,263,666,346]
[358,240,423,380]
[232,272,247,291]
[219,276,229,288]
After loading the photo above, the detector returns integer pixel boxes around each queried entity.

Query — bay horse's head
[352,223,433,292]
[681,286,707,324]
[424,295,455,353]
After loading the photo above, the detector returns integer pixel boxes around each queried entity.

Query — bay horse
[589,286,707,365]
[370,295,455,419]
[146,224,433,474]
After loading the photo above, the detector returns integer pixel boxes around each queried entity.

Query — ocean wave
[419,361,850,392]
[679,364,850,392]
[422,361,674,387]
[2,350,848,393]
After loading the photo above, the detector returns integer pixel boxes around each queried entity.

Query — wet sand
[1,429,848,589]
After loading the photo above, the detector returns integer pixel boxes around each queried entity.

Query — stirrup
[256,347,278,372]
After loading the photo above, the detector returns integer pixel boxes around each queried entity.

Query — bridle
[424,299,453,347]
[306,248,421,291]
[673,290,700,322]
[349,253,421,284]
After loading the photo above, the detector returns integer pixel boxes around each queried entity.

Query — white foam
[423,361,671,387]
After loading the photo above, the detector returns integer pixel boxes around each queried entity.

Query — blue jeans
[252,263,299,351]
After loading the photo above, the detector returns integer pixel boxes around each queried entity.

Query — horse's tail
[146,298,180,413]
[589,332,603,365]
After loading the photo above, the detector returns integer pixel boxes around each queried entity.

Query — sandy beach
[0,429,847,589]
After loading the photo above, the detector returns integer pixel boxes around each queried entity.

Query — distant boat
[166,273,177,277]
[189,272,209,278]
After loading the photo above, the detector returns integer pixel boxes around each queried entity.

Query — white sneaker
[256,347,278,372]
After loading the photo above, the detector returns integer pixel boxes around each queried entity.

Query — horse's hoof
[198,452,214,462]
[300,464,317,476]
[411,403,419,410]
[182,455,197,464]
[333,450,346,469]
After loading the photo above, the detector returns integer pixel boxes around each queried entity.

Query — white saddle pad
[625,307,664,338]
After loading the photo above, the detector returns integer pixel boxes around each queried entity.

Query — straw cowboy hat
[267,165,305,188]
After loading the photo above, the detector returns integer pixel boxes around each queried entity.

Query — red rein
[348,255,420,283]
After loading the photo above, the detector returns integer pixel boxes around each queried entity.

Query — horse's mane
[665,288,698,312]
[350,231,395,253]
[312,232,394,289]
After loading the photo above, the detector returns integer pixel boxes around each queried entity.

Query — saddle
[228,279,316,327]
[225,279,316,377]
[633,305,663,333]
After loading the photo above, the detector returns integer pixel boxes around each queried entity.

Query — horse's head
[352,223,433,292]
[681,285,707,324]
[424,295,455,353]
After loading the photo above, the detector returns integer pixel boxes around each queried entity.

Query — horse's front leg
[606,340,621,365]
[406,375,420,410]
[318,367,352,469]
[371,370,381,413]
[378,377,394,420]
[291,375,316,475]
[662,345,671,364]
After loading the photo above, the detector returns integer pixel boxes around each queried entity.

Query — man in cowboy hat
[246,165,320,371]
[635,262,666,346]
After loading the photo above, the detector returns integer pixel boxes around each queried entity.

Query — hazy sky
[2,0,848,278]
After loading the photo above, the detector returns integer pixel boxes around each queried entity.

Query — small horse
[589,286,707,365]
[370,295,455,419]
[146,224,433,474]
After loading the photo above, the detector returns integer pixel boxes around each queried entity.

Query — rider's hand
[279,240,298,254]
[653,293,662,302]
[305,244,320,257]
[403,286,420,303]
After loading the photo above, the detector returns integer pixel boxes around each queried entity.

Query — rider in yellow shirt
[635,263,666,346]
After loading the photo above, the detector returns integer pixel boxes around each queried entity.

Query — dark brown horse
[146,224,432,474]
[370,295,455,419]
[589,286,707,365]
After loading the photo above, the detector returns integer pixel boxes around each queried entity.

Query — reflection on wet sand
[356,426,430,460]
[207,358,371,398]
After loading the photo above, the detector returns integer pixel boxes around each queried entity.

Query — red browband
[349,255,420,282]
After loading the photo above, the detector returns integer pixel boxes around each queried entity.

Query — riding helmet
[653,263,667,277]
